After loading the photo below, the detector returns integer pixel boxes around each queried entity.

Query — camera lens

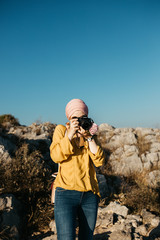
[78,117,93,130]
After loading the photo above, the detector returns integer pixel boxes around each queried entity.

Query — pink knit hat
[65,99,88,120]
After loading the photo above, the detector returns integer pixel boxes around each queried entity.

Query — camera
[77,116,94,130]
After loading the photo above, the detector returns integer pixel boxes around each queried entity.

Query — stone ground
[28,202,160,240]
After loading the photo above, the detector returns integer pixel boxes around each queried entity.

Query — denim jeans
[54,188,99,240]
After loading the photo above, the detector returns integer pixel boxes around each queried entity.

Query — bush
[0,143,54,236]
[119,175,160,214]
[99,157,160,215]
[0,114,20,127]
[105,173,160,216]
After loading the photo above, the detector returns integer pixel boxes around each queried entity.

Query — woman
[50,99,105,240]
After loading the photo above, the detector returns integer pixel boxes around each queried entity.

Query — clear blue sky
[0,0,160,128]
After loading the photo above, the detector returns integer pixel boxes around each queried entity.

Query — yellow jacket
[50,125,105,197]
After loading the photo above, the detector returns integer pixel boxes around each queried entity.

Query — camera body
[77,116,94,130]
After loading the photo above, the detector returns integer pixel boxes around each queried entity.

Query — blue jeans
[54,188,99,240]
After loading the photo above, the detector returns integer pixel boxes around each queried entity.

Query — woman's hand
[67,118,79,140]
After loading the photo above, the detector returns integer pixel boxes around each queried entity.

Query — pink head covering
[65,99,88,119]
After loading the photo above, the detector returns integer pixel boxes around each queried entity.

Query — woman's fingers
[67,118,80,140]
[70,119,79,131]
[70,119,79,126]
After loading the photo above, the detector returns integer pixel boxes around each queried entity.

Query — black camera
[77,116,94,130]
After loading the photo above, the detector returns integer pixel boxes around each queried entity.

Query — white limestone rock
[150,142,160,152]
[105,201,129,218]
[144,170,160,188]
[123,145,139,157]
[0,145,12,163]
[109,230,132,240]
[141,209,160,227]
[109,132,137,148]
[135,128,155,137]
[0,194,24,240]
[98,123,115,132]
[110,153,143,176]
[49,220,57,234]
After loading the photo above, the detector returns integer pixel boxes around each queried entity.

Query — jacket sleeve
[89,145,105,167]
[50,125,74,163]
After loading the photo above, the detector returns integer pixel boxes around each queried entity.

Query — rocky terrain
[98,123,160,188]
[0,115,160,240]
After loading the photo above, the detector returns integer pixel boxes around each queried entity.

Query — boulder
[144,170,160,188]
[141,209,160,227]
[98,123,115,132]
[107,132,137,150]
[123,145,139,157]
[0,145,12,163]
[0,194,24,240]
[150,142,160,152]
[104,201,129,218]
[109,230,132,240]
[136,224,148,236]
[110,153,143,176]
[49,220,57,234]
[0,136,17,163]
[135,128,155,137]
[146,153,159,167]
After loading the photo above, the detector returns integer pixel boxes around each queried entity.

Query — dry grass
[0,227,10,240]
[156,134,160,142]
[99,159,160,215]
[0,143,54,237]
[98,130,160,215]
[0,116,56,237]
[110,173,160,215]
[35,127,42,135]
[0,114,20,127]
[97,131,115,151]
[99,150,113,176]
[136,134,152,156]
[1,115,160,237]
[122,179,160,214]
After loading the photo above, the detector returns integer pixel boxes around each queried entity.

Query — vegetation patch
[0,114,20,126]
[119,175,160,214]
[136,134,152,156]
[0,143,54,237]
